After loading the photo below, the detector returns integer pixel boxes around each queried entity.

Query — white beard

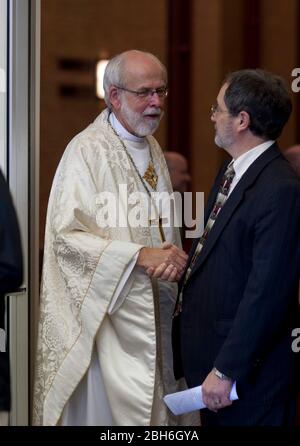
[120,100,163,137]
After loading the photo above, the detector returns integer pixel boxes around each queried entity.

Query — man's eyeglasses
[116,85,168,99]
[210,104,230,115]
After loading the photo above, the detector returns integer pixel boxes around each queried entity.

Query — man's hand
[137,242,188,282]
[201,370,233,412]
[146,263,181,282]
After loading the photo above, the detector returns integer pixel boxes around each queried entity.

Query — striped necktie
[174,162,235,316]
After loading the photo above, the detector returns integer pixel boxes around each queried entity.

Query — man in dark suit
[172,69,300,426]
[0,170,23,425]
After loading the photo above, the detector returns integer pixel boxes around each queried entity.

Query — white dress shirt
[229,140,275,196]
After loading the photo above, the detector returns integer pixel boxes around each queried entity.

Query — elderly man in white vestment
[33,50,194,426]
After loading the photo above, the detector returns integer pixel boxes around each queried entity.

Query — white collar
[109,112,146,143]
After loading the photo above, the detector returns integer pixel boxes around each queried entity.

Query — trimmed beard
[120,99,163,137]
[214,123,235,149]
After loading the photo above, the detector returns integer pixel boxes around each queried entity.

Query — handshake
[137,242,188,282]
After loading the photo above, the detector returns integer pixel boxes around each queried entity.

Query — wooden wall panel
[191,0,245,203]
[167,0,191,157]
[190,0,298,205]
[191,0,224,202]
[261,0,298,149]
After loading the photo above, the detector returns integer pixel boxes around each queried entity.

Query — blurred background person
[164,151,191,194]
[284,145,300,176]
[164,151,192,249]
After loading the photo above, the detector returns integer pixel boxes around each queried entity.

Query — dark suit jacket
[0,170,23,411]
[173,144,300,408]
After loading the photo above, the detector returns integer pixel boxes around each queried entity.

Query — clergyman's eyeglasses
[116,85,168,99]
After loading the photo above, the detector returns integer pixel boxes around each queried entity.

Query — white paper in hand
[164,382,238,415]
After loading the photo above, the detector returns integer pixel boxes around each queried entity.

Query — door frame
[6,0,40,425]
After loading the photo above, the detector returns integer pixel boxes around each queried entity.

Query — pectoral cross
[143,162,158,190]
[149,216,168,242]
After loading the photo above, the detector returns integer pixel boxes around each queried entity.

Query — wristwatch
[212,367,232,381]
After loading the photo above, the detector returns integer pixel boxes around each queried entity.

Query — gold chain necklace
[107,115,165,242]
[107,116,158,192]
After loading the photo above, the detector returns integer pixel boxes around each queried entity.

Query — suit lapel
[204,162,229,222]
[190,164,227,257]
[178,163,228,292]
[187,144,280,281]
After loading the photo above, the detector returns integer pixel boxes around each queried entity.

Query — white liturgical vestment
[33,109,192,426]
